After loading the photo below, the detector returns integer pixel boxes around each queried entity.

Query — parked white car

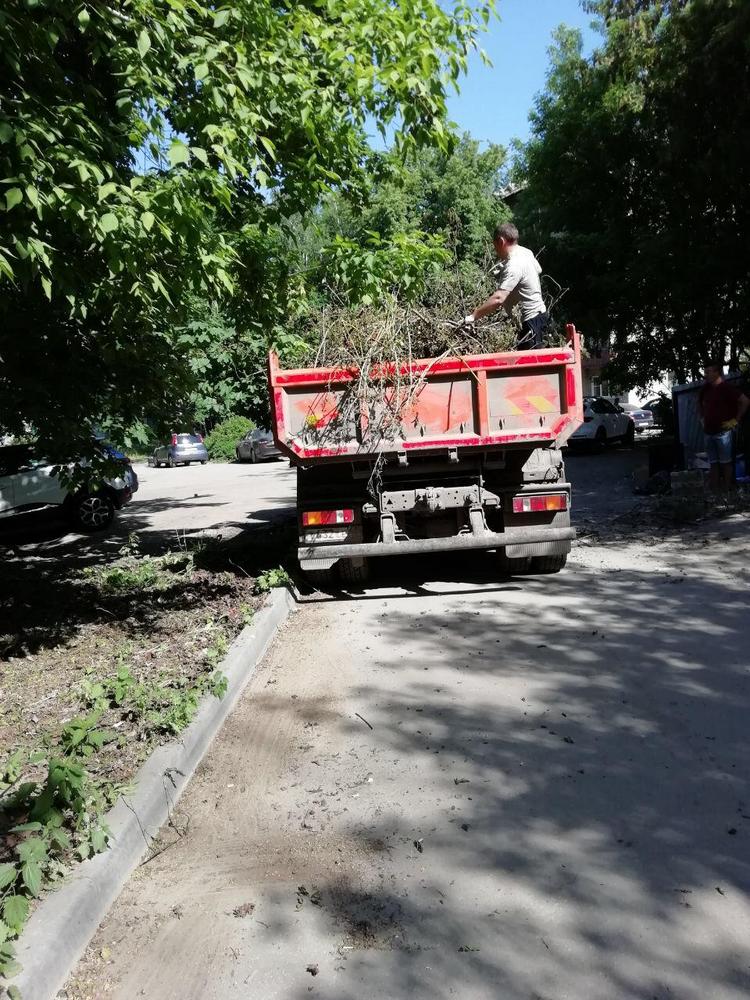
[569,397,634,447]
[0,444,137,530]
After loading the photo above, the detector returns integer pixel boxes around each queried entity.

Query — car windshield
[176,434,202,444]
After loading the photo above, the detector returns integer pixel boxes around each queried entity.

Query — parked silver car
[235,428,282,463]
[151,433,209,468]
[618,403,654,432]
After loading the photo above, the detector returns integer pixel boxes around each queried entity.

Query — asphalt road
[120,457,296,544]
[63,447,750,1000]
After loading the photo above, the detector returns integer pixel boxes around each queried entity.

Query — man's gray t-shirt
[494,245,546,322]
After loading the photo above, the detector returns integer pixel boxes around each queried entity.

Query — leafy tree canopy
[0,0,494,461]
[314,136,509,265]
[515,0,750,389]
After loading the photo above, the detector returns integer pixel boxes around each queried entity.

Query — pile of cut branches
[302,261,517,369]
[295,261,566,449]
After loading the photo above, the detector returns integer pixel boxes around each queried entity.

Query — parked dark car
[0,443,137,531]
[235,428,282,463]
[151,433,208,467]
[643,396,674,433]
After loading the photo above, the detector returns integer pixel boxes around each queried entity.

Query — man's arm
[465,288,511,324]
[464,257,522,324]
[737,392,750,422]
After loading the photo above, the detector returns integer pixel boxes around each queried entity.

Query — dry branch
[295,261,568,460]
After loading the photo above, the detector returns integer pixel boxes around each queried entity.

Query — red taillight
[512,493,568,514]
[583,416,593,423]
[196,434,203,443]
[171,434,178,445]
[302,509,355,527]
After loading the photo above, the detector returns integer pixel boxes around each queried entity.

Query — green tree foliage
[204,415,254,462]
[515,0,750,387]
[320,231,452,307]
[0,0,494,462]
[315,136,510,266]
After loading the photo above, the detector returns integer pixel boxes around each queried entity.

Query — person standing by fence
[698,362,749,494]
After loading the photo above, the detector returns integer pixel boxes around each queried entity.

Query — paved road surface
[120,458,296,544]
[63,448,750,1000]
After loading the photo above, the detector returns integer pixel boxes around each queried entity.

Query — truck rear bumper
[299,525,575,562]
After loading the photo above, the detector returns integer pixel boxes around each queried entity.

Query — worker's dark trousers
[517,311,550,350]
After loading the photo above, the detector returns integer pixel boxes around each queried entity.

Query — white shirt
[494,245,546,322]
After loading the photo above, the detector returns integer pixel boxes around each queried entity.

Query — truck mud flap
[504,539,571,559]
[300,557,338,571]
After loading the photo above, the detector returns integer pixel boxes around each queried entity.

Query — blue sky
[447,0,601,148]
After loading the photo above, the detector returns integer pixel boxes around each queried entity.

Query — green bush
[205,416,254,461]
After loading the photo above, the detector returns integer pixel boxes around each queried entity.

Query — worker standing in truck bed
[464,222,548,349]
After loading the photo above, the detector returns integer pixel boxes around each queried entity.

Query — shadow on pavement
[281,550,750,999]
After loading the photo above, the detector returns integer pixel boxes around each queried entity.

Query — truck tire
[530,553,567,574]
[498,553,532,576]
[306,567,336,589]
[339,558,370,586]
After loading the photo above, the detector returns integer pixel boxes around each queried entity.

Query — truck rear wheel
[339,558,370,586]
[530,553,567,574]
[306,567,336,589]
[498,553,532,576]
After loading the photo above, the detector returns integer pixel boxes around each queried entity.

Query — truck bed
[270,324,583,462]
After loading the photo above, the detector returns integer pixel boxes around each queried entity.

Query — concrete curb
[12,586,297,1000]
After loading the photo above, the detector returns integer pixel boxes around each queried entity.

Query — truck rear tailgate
[270,324,583,462]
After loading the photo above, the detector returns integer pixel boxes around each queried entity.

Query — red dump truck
[269,323,583,583]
